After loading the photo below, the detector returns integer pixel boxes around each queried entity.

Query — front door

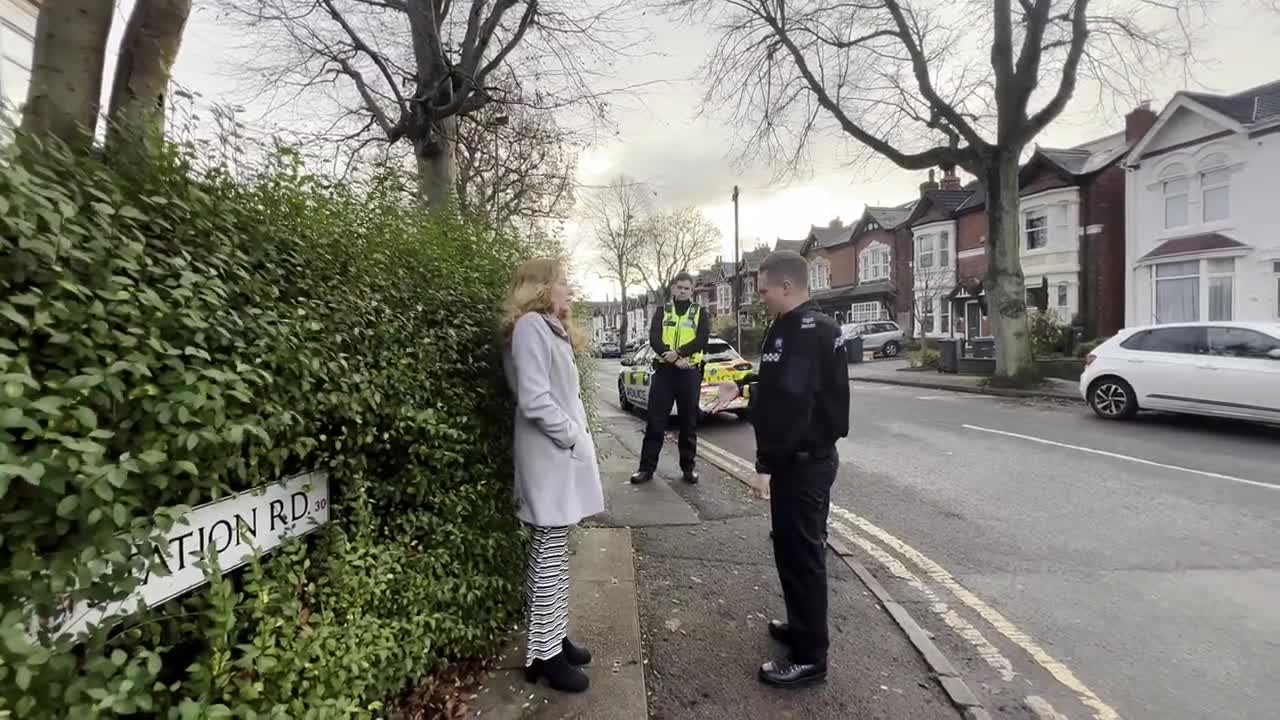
[965,301,982,339]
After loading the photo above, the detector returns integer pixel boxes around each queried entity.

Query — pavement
[846,358,1081,401]
[471,383,964,719]
[621,362,1280,720]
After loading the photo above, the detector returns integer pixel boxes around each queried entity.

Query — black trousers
[638,365,702,473]
[769,452,838,664]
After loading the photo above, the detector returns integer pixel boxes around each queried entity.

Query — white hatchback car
[1080,322,1280,423]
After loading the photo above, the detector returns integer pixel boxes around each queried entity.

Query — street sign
[35,471,330,642]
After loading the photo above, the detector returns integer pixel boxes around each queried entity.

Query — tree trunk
[21,0,114,148]
[106,0,193,155]
[618,283,629,347]
[983,152,1036,381]
[415,116,458,211]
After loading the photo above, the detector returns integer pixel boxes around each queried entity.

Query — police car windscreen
[704,340,736,361]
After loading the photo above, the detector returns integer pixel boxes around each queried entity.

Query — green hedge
[0,139,530,717]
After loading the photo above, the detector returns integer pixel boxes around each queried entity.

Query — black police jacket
[735,301,850,473]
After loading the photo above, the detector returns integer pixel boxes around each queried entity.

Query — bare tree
[454,102,577,230]
[633,207,722,304]
[107,0,194,154]
[21,0,114,148]
[910,263,955,339]
[670,0,1208,381]
[585,175,652,346]
[225,0,640,210]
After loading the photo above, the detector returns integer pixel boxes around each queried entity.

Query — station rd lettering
[39,472,331,641]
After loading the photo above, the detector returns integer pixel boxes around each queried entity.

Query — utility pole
[732,185,741,351]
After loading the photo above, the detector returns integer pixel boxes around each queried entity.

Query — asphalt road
[592,359,1280,720]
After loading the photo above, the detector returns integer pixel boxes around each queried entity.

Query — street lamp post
[732,185,741,352]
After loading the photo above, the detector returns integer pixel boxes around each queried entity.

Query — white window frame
[1024,210,1049,250]
[1149,256,1238,324]
[1162,176,1190,229]
[860,245,891,283]
[850,301,884,323]
[1,19,35,123]
[741,275,755,303]
[939,298,952,335]
[809,259,831,291]
[1200,167,1230,223]
[716,283,733,313]
[1274,261,1280,319]
[916,235,936,269]
[1056,282,1069,309]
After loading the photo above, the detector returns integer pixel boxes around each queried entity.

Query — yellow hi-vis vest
[661,302,702,366]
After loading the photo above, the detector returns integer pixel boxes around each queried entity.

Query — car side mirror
[1269,348,1280,360]
[621,357,634,366]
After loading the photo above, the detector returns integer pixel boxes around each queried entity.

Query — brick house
[945,105,1157,339]
[903,169,974,336]
[799,218,860,322]
[846,204,915,328]
[735,243,773,326]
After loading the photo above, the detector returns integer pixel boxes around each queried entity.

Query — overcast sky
[121,1,1279,300]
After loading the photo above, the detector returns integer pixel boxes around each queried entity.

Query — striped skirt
[525,525,572,665]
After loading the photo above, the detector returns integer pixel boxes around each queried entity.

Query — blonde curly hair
[500,257,587,353]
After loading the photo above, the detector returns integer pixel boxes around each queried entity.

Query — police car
[617,336,753,420]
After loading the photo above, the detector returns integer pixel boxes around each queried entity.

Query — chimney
[1125,101,1157,143]
[919,168,939,195]
[939,165,962,191]
[829,217,844,229]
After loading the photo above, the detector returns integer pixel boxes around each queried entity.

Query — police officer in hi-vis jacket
[630,272,710,485]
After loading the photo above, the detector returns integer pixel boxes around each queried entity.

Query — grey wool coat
[503,312,604,527]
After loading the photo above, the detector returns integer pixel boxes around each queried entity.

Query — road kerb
[850,375,1082,403]
[696,437,988,718]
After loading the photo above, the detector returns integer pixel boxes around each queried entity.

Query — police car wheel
[618,380,632,411]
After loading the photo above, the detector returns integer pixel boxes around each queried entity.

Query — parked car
[596,341,622,359]
[1080,322,1280,423]
[840,320,905,358]
[617,337,753,420]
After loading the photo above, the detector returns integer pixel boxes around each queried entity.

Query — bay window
[1,21,34,123]
[1024,211,1048,250]
[1151,257,1237,324]
[860,245,891,282]
[915,232,950,269]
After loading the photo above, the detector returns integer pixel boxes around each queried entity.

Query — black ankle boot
[524,652,589,693]
[562,637,592,666]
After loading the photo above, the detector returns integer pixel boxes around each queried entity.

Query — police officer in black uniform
[714,250,850,688]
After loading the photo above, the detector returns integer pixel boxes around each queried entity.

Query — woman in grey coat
[501,258,605,694]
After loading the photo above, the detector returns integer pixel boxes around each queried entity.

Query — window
[1153,260,1200,323]
[1056,282,1069,308]
[1163,178,1189,228]
[940,300,952,334]
[703,340,739,361]
[1274,261,1280,318]
[717,283,732,312]
[741,276,755,301]
[850,301,883,323]
[861,245,891,282]
[1207,258,1234,321]
[916,236,935,269]
[809,260,831,290]
[1024,212,1048,250]
[1121,326,1207,354]
[1,22,34,123]
[939,232,951,267]
[1201,168,1230,223]
[1025,287,1046,312]
[1207,327,1280,359]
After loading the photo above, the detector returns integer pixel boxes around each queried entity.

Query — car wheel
[882,340,901,358]
[618,380,632,412]
[733,409,750,422]
[1088,376,1137,420]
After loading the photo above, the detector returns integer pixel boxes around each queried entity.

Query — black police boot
[767,619,793,646]
[758,658,827,688]
[562,637,592,666]
[525,652,589,693]
[681,469,699,484]
[629,470,653,484]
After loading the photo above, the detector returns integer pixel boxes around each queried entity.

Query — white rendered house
[1125,81,1280,326]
